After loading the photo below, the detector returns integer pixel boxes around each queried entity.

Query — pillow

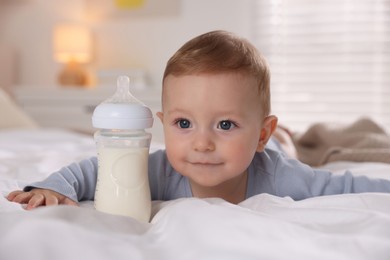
[0,88,38,129]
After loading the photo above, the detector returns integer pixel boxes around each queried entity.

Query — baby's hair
[163,30,271,116]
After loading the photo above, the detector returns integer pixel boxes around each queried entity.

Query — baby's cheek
[227,141,257,164]
[165,144,185,166]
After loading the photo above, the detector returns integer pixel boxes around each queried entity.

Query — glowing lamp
[53,24,92,86]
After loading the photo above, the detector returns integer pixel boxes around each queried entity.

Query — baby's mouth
[188,161,224,166]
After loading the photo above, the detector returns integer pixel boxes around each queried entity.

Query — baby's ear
[156,112,164,123]
[256,115,278,152]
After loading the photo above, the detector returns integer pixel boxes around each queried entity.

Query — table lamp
[53,24,92,87]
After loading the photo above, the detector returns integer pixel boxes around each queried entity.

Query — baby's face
[158,72,266,189]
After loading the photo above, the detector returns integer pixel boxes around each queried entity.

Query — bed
[1,88,390,260]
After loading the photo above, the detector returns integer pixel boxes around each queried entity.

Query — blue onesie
[24,138,390,202]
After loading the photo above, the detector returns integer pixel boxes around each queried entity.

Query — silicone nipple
[105,76,141,104]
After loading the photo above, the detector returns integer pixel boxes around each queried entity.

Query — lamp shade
[53,24,92,63]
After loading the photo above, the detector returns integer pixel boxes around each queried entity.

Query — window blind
[252,0,390,133]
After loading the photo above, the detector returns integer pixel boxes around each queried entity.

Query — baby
[7,30,390,209]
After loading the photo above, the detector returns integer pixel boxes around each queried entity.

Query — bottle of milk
[92,75,153,222]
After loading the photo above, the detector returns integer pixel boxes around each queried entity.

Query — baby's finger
[26,194,45,210]
[6,190,25,201]
[63,197,78,206]
[45,195,59,206]
[9,191,34,204]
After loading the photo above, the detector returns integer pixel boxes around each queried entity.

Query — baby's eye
[218,120,236,130]
[176,119,191,129]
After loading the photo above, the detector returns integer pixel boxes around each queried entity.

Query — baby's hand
[7,189,78,210]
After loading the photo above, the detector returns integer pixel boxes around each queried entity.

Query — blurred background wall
[0,0,253,88]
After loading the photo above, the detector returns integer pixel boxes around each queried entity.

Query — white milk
[94,146,151,222]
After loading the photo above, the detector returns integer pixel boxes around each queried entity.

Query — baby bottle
[92,76,153,222]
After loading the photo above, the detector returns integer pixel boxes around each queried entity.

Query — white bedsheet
[1,129,390,260]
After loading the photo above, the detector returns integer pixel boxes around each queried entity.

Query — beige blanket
[292,118,390,166]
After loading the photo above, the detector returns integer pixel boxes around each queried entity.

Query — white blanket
[1,129,390,260]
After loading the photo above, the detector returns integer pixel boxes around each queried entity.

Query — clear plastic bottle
[92,76,153,222]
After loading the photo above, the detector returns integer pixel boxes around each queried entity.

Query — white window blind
[252,0,390,133]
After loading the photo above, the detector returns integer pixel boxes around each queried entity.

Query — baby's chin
[184,171,236,188]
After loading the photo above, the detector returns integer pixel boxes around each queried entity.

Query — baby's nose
[192,131,215,152]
